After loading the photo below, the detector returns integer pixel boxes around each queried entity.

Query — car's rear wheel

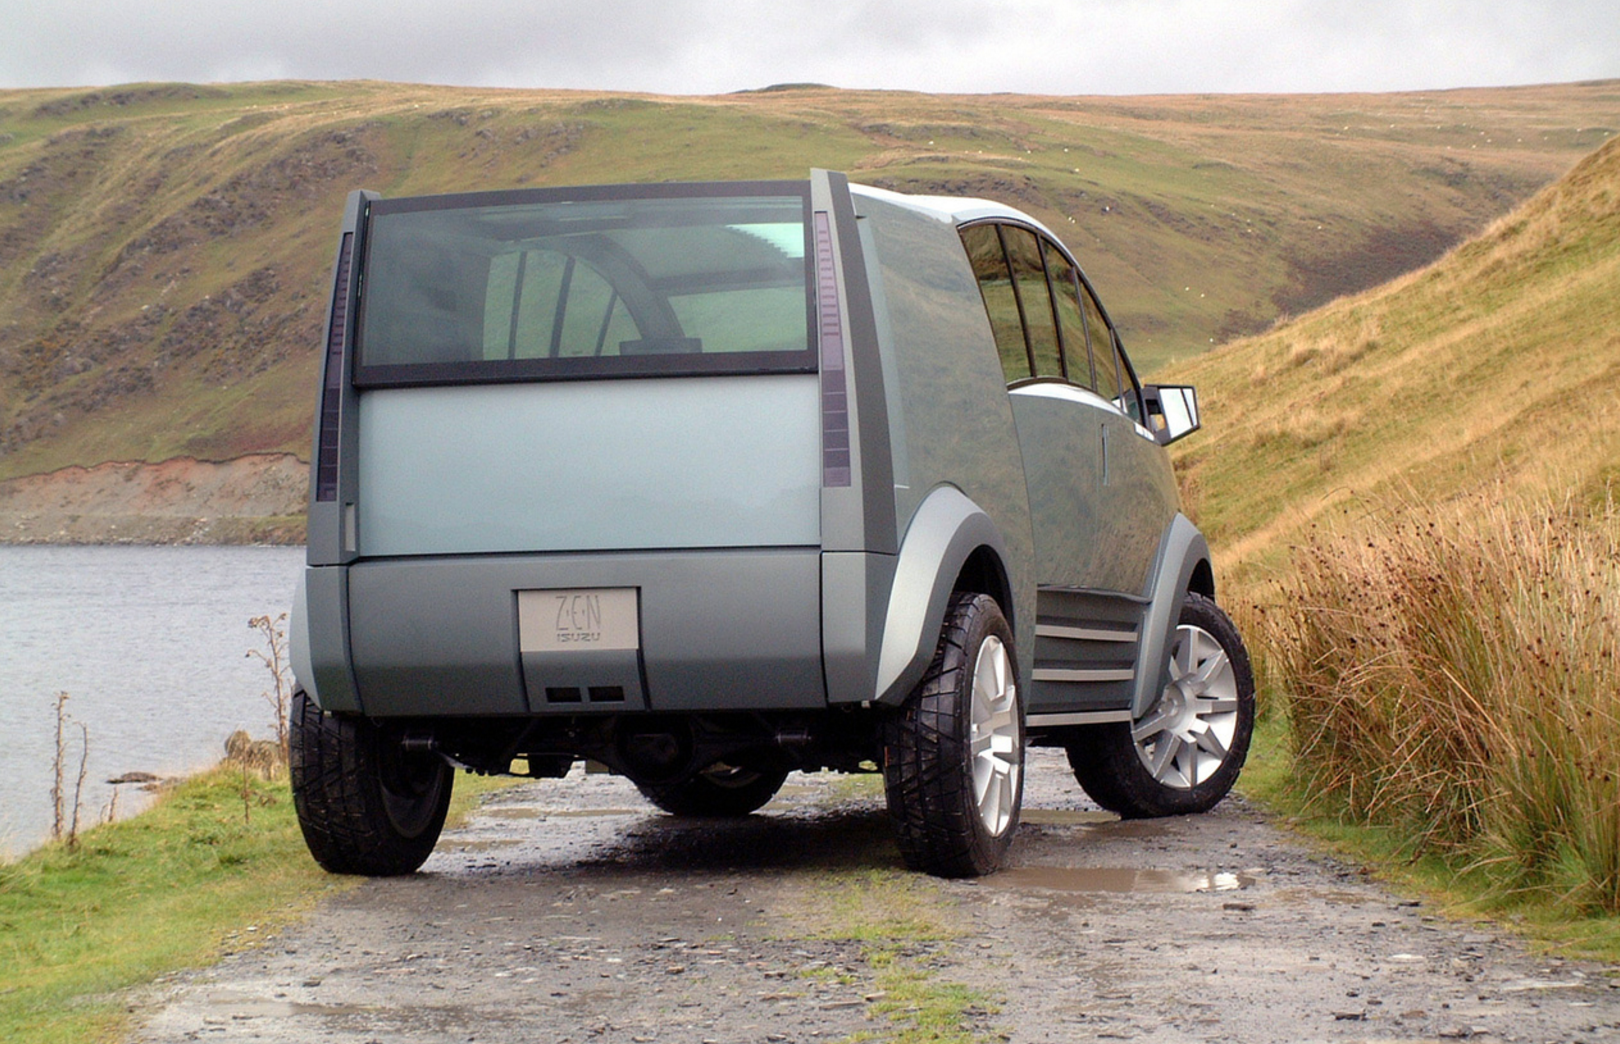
[883,591,1024,877]
[636,762,789,817]
[289,690,453,876]
[1067,592,1253,818]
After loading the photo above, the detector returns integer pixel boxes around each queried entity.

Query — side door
[959,221,1176,719]
[1069,265,1180,596]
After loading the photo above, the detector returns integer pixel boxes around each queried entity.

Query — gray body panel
[872,485,1016,704]
[1130,514,1211,719]
[1095,408,1183,595]
[345,550,823,717]
[291,565,362,713]
[1009,383,1108,590]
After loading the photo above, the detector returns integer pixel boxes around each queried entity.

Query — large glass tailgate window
[355,184,815,385]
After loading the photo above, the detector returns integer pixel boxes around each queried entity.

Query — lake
[0,545,305,859]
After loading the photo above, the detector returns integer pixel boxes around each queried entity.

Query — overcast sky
[5,0,1619,97]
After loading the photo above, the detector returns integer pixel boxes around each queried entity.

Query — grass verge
[1238,489,1620,963]
[0,763,509,1044]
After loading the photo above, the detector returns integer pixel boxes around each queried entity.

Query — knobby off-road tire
[883,591,1025,878]
[636,762,790,817]
[289,690,453,876]
[1067,592,1254,819]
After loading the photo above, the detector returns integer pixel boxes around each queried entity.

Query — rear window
[354,183,815,385]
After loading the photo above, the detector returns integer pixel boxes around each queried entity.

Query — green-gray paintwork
[821,551,900,704]
[1010,381,1179,596]
[853,193,1036,689]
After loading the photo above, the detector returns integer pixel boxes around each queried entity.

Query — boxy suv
[288,170,1254,878]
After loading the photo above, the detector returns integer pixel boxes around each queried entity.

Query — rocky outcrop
[0,453,306,544]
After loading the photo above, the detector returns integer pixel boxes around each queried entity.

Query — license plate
[518,588,640,653]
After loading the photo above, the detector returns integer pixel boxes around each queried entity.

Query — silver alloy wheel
[969,634,1022,836]
[1132,623,1241,789]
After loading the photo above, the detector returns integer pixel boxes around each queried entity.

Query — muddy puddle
[1018,809,1116,826]
[192,991,376,1019]
[986,866,1257,895]
[478,805,647,820]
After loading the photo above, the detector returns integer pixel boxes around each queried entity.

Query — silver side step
[1032,667,1135,683]
[1036,623,1140,643]
[1030,591,1143,719]
[1026,709,1133,727]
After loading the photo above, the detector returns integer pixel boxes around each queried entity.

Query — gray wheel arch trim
[874,485,1013,704]
[1131,513,1214,720]
[290,573,316,703]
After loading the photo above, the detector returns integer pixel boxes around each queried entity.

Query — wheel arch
[1131,513,1213,719]
[954,544,1015,629]
[1188,556,1216,600]
[873,485,1016,704]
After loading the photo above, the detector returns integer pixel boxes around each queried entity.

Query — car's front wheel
[289,690,453,876]
[636,762,789,817]
[1067,592,1254,818]
[883,591,1024,877]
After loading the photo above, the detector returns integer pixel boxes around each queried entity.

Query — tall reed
[1257,491,1620,912]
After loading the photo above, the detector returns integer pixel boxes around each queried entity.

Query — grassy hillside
[0,79,1614,481]
[1184,138,1620,939]
[1171,133,1620,586]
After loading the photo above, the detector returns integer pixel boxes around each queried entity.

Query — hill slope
[1171,134,1620,584]
[0,79,1614,490]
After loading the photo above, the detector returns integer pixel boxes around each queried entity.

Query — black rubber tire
[288,690,453,876]
[1067,592,1254,819]
[882,591,1024,878]
[636,762,790,817]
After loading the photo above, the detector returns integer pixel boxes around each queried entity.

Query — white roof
[849,182,1060,241]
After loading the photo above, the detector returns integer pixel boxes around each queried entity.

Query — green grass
[0,765,509,1044]
[1170,136,1620,585]
[791,869,998,1044]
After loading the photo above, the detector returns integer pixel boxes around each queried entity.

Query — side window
[1001,226,1063,379]
[1111,334,1143,424]
[1079,282,1122,403]
[960,224,1030,383]
[1045,247,1093,389]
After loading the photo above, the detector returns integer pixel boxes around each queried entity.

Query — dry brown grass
[1254,491,1620,912]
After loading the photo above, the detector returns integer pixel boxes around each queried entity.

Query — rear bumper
[310,549,824,717]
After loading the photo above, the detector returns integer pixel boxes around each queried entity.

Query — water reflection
[988,866,1256,894]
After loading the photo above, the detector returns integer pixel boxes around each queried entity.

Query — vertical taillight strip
[314,232,353,503]
[815,212,852,488]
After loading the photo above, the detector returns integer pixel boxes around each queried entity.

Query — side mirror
[1141,384,1201,445]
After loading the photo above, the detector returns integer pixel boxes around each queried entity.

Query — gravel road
[132,751,1620,1043]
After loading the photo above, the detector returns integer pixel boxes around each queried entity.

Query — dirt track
[132,751,1620,1043]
